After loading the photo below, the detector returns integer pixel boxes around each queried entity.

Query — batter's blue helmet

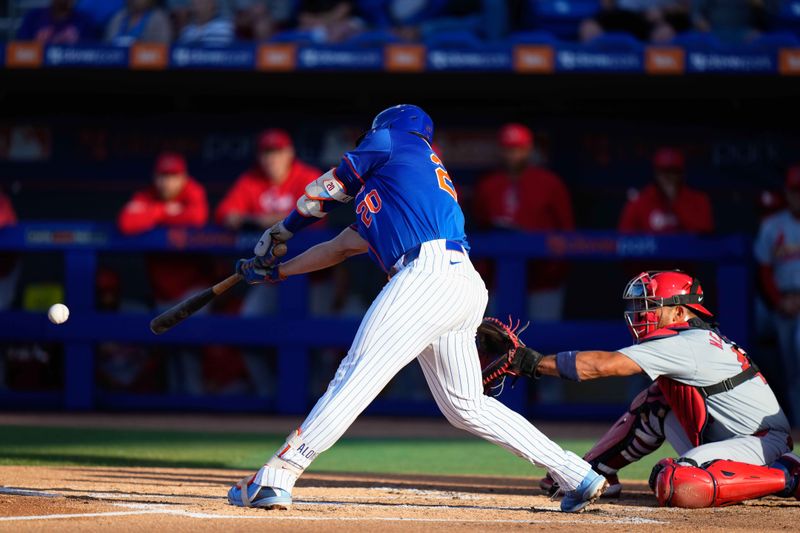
[371,104,434,143]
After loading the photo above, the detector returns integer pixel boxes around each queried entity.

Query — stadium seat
[506,31,559,45]
[776,1,800,31]
[526,0,600,40]
[670,31,723,50]
[269,30,317,44]
[344,30,402,47]
[424,30,484,50]
[749,32,800,51]
[585,32,642,51]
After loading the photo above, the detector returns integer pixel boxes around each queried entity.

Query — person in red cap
[619,147,713,234]
[216,129,321,231]
[473,123,574,322]
[216,130,325,395]
[117,152,210,394]
[754,164,800,426]
[0,187,20,310]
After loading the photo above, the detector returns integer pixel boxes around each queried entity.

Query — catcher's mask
[623,270,713,343]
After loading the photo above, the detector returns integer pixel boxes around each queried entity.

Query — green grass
[0,425,673,481]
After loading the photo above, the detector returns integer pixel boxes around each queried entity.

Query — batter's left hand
[236,257,285,285]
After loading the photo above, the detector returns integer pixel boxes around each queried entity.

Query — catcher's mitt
[478,317,543,396]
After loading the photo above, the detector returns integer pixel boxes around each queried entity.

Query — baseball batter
[486,270,800,508]
[228,105,607,513]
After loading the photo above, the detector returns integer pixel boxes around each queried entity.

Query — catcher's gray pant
[256,240,592,493]
[664,411,791,466]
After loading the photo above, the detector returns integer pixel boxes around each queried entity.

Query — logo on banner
[130,43,168,70]
[257,44,297,71]
[6,42,43,68]
[385,44,426,72]
[645,47,684,75]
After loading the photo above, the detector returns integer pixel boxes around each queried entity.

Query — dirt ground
[1,465,798,532]
[1,414,798,531]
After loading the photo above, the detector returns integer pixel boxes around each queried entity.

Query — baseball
[47,303,70,325]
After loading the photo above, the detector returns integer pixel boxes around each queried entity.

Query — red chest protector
[640,320,761,447]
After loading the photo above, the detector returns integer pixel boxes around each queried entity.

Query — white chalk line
[0,487,60,498]
[0,485,666,525]
[0,501,664,525]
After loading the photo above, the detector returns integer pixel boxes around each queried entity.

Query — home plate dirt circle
[0,466,797,532]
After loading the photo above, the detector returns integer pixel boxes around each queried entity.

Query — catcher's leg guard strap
[653,458,789,508]
[585,383,668,477]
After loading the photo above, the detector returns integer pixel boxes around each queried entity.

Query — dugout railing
[0,223,750,418]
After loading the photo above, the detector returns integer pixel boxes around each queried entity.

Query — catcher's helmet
[370,104,434,143]
[623,270,713,342]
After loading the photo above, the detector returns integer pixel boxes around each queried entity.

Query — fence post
[494,258,529,414]
[716,262,749,349]
[63,249,96,410]
[276,275,310,414]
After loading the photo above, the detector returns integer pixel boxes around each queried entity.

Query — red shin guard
[653,458,788,508]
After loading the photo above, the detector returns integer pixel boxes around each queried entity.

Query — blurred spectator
[106,0,173,46]
[178,0,235,46]
[0,188,19,311]
[216,130,321,396]
[95,268,162,393]
[117,152,210,394]
[754,165,800,426]
[693,0,779,44]
[16,0,98,44]
[233,0,296,41]
[358,0,509,42]
[473,123,574,322]
[216,129,319,231]
[77,0,125,34]
[298,0,363,43]
[580,0,691,43]
[619,147,713,234]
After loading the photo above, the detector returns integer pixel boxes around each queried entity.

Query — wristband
[283,209,317,234]
[555,350,580,382]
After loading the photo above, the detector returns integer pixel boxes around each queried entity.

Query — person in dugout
[488,270,800,508]
[118,151,210,394]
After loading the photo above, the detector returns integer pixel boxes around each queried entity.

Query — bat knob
[272,242,288,258]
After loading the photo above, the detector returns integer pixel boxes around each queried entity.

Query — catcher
[478,270,800,508]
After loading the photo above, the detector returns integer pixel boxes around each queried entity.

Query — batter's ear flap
[355,132,367,147]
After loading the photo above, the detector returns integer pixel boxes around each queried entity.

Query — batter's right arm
[279,227,368,278]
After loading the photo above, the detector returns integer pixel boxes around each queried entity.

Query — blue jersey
[334,128,468,272]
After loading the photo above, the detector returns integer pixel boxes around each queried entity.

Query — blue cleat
[228,474,292,510]
[560,470,608,513]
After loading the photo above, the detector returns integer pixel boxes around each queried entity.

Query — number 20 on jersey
[356,151,458,227]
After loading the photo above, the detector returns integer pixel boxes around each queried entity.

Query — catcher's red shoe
[540,472,622,498]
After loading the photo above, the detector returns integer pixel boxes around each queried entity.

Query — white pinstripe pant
[258,240,591,492]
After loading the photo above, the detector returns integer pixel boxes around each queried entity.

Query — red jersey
[473,165,574,289]
[0,191,18,278]
[474,166,574,232]
[215,160,321,224]
[117,178,210,303]
[619,184,713,234]
[0,191,16,227]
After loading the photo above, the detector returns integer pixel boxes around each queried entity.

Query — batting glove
[254,221,293,258]
[236,257,285,285]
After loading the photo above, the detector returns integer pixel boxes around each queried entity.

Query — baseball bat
[149,242,287,335]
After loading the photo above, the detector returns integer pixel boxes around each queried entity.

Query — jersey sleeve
[118,191,164,235]
[334,129,392,196]
[617,336,697,381]
[753,218,776,265]
[215,176,252,224]
[618,197,641,232]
